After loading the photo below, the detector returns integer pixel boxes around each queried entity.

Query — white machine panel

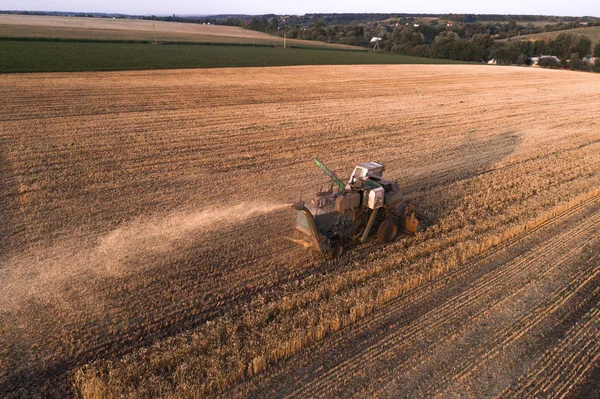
[367,187,385,209]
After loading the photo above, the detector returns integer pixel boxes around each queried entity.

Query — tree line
[237,16,600,73]
[73,11,599,73]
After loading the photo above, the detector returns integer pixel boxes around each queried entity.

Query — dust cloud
[0,202,289,313]
[98,202,288,273]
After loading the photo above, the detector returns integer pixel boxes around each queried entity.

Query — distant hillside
[512,25,600,47]
[0,14,364,51]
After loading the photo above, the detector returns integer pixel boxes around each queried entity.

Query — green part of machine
[292,158,424,257]
[314,158,346,190]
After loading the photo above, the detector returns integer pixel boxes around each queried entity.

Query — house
[488,59,497,65]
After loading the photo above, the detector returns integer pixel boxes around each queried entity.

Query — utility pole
[152,22,157,44]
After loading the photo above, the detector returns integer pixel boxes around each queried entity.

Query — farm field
[0,14,469,73]
[1,65,600,398]
[0,14,362,50]
[0,40,460,73]
[514,25,600,47]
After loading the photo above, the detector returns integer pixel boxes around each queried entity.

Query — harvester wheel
[328,241,344,258]
[377,219,398,243]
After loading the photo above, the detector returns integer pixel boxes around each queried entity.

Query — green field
[0,40,466,73]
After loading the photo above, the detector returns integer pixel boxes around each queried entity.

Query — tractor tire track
[408,247,600,399]
[498,303,600,399]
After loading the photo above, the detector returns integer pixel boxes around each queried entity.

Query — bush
[570,53,592,72]
[538,57,558,68]
[344,36,357,45]
[593,59,600,73]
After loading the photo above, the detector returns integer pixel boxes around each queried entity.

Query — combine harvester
[292,158,426,257]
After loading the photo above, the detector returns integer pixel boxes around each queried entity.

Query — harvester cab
[348,162,384,185]
[292,158,423,257]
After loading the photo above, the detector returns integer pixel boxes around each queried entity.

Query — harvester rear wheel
[328,241,344,258]
[377,219,398,243]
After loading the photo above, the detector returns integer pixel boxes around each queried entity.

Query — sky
[2,0,599,17]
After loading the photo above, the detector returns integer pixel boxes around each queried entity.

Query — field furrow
[240,198,600,399]
[498,305,600,398]
[1,65,600,397]
[428,249,600,398]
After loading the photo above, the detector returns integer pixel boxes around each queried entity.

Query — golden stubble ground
[1,64,600,397]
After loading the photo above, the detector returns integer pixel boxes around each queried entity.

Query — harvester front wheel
[328,241,344,258]
[377,219,398,243]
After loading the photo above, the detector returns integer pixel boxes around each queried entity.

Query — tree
[268,17,278,33]
[516,54,528,65]
[549,33,576,59]
[374,23,387,38]
[432,31,459,59]
[570,52,583,70]
[416,25,439,45]
[489,43,522,64]
[400,29,424,47]
[471,33,495,61]
[574,36,592,57]
[260,17,269,31]
[569,53,591,71]
[311,21,326,40]
[594,43,600,57]
[516,40,535,57]
[593,59,600,73]
[533,40,547,56]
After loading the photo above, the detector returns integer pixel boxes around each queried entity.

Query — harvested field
[0,14,362,50]
[1,65,600,398]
